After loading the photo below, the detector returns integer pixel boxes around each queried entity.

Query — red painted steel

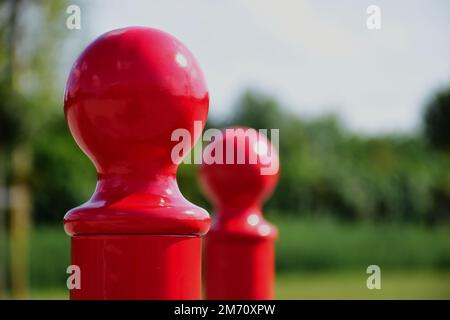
[64,27,210,300]
[199,128,280,300]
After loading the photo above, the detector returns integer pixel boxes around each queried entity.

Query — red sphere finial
[64,27,209,237]
[199,127,279,237]
[64,27,209,177]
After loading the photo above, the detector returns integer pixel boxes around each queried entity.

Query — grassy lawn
[276,271,450,299]
[26,271,450,300]
[1,217,448,299]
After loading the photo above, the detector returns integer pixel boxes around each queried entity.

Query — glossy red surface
[199,128,279,300]
[64,27,209,299]
[205,238,274,300]
[71,235,202,300]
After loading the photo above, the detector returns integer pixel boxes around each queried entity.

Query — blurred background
[1,0,450,299]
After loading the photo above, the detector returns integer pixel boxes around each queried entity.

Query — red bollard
[199,128,280,300]
[63,27,210,300]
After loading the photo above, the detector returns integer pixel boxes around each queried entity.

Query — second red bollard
[199,127,280,299]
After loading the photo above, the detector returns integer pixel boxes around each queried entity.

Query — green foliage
[0,86,28,148]
[177,90,450,224]
[272,215,450,272]
[424,88,450,151]
[28,226,70,289]
[2,226,69,289]
[31,113,96,223]
[0,0,69,147]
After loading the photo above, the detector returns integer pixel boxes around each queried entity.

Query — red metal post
[199,128,280,300]
[63,27,210,299]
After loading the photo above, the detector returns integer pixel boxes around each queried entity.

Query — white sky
[64,0,450,134]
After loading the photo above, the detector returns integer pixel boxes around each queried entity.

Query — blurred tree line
[179,89,450,225]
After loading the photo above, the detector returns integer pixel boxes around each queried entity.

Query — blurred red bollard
[63,27,210,299]
[199,128,280,299]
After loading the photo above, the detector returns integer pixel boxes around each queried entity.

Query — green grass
[26,271,450,300]
[2,216,449,297]
[30,288,68,300]
[276,271,450,299]
[272,215,450,272]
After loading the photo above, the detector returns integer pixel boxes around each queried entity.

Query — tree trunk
[0,151,8,299]
[9,146,31,299]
